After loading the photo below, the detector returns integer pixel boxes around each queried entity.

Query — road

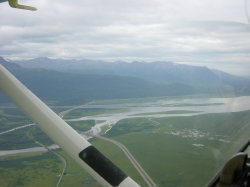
[34,141,67,187]
[54,151,67,187]
[0,106,75,187]
[58,105,85,118]
[0,123,35,135]
[0,122,67,187]
[96,135,157,187]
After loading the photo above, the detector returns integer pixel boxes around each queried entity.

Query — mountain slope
[0,57,21,70]
[212,70,250,94]
[13,70,196,105]
[1,57,249,105]
[14,57,249,86]
[0,66,195,105]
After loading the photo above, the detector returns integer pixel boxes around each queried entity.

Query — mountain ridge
[0,56,249,105]
[0,57,21,70]
[11,56,250,88]
[0,58,196,105]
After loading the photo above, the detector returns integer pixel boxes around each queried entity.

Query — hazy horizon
[1,0,250,76]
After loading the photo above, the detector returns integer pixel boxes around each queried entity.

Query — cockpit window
[0,0,250,187]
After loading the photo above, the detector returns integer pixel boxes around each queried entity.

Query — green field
[161,103,224,107]
[1,104,250,187]
[113,133,218,186]
[0,150,103,187]
[0,139,147,187]
[67,120,96,132]
[0,108,31,131]
[89,94,226,105]
[0,108,147,187]
[64,108,128,119]
[0,152,62,187]
[130,110,201,116]
[106,110,250,187]
[0,126,54,150]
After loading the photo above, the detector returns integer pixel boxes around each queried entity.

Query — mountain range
[13,57,249,85]
[0,57,249,105]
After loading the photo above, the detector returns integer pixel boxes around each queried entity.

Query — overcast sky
[0,0,250,75]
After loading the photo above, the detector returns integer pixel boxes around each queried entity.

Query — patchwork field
[0,152,61,187]
[1,97,250,187]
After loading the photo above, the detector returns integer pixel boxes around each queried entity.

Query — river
[66,96,250,139]
[1,96,250,155]
[0,145,59,156]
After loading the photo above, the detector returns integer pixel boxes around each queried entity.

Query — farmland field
[1,96,250,187]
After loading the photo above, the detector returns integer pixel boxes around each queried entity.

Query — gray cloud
[0,0,250,75]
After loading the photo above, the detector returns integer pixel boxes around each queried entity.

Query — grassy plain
[106,110,250,187]
[161,103,224,107]
[0,107,146,187]
[1,99,250,187]
[107,118,155,136]
[0,108,31,131]
[67,120,95,131]
[64,108,128,119]
[0,141,147,187]
[0,126,54,150]
[90,94,232,105]
[113,133,218,186]
[90,97,164,105]
[0,152,61,187]
[130,110,201,116]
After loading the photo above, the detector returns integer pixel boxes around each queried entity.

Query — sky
[0,0,250,75]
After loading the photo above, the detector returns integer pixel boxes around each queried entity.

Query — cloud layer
[0,0,250,75]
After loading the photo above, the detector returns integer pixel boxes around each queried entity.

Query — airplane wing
[0,0,37,11]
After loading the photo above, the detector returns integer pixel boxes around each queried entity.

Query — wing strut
[0,64,140,187]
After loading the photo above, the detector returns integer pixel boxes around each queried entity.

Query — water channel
[1,96,250,156]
